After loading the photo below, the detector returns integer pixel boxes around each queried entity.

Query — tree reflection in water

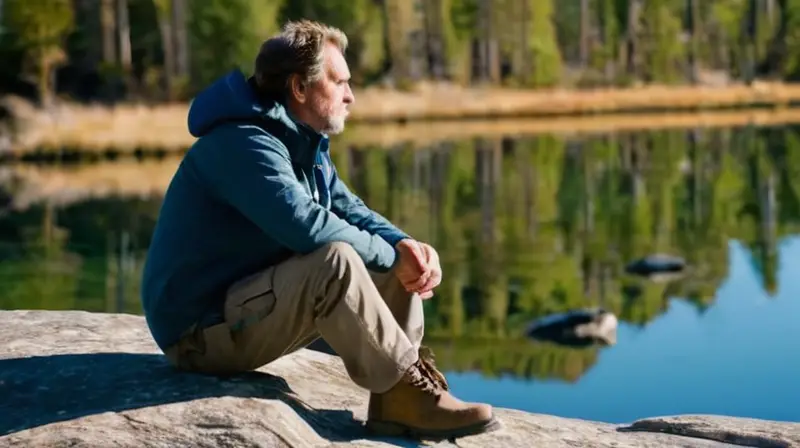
[1,124,798,385]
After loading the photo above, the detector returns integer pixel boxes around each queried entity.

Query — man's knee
[316,241,362,267]
[297,242,368,282]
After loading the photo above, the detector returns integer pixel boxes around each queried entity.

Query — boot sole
[365,415,502,440]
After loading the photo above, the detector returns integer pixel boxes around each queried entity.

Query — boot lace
[417,345,450,391]
[405,360,441,396]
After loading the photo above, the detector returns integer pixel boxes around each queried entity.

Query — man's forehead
[324,43,350,79]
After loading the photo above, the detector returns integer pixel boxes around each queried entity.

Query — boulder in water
[525,308,618,347]
[625,254,687,281]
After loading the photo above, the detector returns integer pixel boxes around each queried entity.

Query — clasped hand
[394,239,442,299]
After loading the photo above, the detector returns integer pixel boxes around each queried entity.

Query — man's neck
[245,76,323,136]
[285,102,323,137]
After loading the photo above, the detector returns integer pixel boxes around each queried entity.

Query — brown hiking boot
[365,355,501,440]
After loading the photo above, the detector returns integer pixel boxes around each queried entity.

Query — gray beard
[322,115,346,135]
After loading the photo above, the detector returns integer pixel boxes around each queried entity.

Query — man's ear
[288,74,306,103]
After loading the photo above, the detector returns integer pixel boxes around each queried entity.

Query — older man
[141,20,499,439]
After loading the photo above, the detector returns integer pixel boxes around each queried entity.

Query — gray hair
[253,20,348,99]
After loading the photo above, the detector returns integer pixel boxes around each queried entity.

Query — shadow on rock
[0,352,363,441]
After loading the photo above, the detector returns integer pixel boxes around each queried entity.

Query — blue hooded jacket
[141,70,409,351]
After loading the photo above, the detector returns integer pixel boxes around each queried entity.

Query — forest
[3,0,800,107]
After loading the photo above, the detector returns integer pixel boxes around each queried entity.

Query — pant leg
[368,270,425,351]
[200,241,419,393]
[305,269,425,360]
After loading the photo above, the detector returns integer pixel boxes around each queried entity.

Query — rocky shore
[1,310,797,447]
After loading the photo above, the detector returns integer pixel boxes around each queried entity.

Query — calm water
[1,124,799,424]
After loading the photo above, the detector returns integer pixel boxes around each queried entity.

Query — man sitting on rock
[140,19,499,440]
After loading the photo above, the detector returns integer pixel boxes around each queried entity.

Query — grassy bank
[7,108,800,164]
[6,81,800,160]
[5,107,800,205]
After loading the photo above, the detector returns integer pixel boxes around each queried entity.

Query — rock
[625,254,688,281]
[1,310,798,448]
[525,308,618,347]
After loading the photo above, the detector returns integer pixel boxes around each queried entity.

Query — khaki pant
[163,242,424,393]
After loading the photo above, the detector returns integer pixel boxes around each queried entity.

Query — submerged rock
[525,308,618,347]
[1,310,798,448]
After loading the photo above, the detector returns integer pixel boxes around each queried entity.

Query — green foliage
[3,0,74,102]
[3,0,74,50]
[450,0,479,40]
[641,0,685,83]
[187,0,279,89]
[0,0,797,101]
[526,0,562,87]
[279,0,385,83]
[779,0,800,78]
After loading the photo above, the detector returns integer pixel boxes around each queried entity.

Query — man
[141,19,500,440]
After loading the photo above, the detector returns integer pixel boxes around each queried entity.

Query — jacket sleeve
[190,132,399,272]
[327,160,411,247]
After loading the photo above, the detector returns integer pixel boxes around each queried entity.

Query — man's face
[302,42,354,135]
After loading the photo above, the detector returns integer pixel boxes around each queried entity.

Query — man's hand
[394,239,431,293]
[394,239,442,300]
[416,243,442,299]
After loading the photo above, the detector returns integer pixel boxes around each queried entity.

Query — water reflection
[446,238,800,423]
[1,124,798,422]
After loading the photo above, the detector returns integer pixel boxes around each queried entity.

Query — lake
[1,123,798,424]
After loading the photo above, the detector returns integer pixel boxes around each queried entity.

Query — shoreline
[347,80,800,122]
[5,107,800,164]
[5,81,800,160]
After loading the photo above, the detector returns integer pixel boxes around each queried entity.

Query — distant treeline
[2,0,800,106]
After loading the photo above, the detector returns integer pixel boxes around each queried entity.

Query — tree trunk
[407,2,426,81]
[101,0,116,64]
[423,0,448,79]
[38,46,51,107]
[579,0,591,68]
[384,0,411,83]
[759,0,788,77]
[685,0,701,84]
[523,142,537,238]
[517,0,531,83]
[473,0,498,83]
[741,0,758,83]
[597,0,616,82]
[117,0,132,89]
[625,0,641,79]
[765,0,776,26]
[74,0,102,77]
[156,1,175,100]
[172,0,189,80]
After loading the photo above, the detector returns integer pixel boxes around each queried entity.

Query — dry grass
[8,105,800,204]
[3,159,182,208]
[6,81,800,154]
[351,80,800,121]
[345,107,800,148]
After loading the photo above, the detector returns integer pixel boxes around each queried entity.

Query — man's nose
[344,84,355,105]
